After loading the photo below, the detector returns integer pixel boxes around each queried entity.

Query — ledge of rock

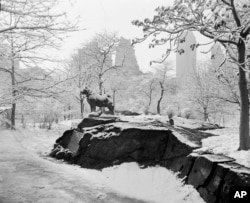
[175,153,250,203]
[51,121,198,169]
[50,117,250,203]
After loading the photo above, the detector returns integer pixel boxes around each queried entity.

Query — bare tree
[0,0,77,129]
[154,62,174,114]
[83,32,125,95]
[213,62,240,105]
[132,0,250,150]
[108,78,126,112]
[0,0,75,33]
[66,49,94,118]
[140,78,157,114]
[184,62,219,121]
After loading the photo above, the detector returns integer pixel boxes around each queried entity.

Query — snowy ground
[101,163,203,203]
[0,120,205,203]
[198,120,250,168]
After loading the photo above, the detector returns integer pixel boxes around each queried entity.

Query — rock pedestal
[52,120,197,169]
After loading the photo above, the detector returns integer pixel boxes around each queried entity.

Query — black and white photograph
[0,0,250,202]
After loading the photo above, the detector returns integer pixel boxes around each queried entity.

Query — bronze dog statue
[81,88,114,115]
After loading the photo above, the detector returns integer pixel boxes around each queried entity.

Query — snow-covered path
[0,129,144,203]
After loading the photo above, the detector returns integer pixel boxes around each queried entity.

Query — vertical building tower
[176,31,197,82]
[115,37,142,76]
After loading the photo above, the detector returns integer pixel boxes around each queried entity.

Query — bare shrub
[164,106,175,119]
[181,108,193,119]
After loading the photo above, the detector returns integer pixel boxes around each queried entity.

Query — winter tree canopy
[132,0,250,150]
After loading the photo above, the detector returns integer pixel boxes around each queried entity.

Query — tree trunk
[203,107,208,122]
[145,94,152,115]
[68,105,71,120]
[147,81,154,114]
[238,41,250,150]
[112,89,116,112]
[11,43,16,130]
[99,78,103,95]
[148,93,152,108]
[63,106,67,120]
[80,96,84,118]
[11,103,16,130]
[157,82,164,115]
[157,97,162,115]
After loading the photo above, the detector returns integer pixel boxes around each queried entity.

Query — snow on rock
[229,150,250,168]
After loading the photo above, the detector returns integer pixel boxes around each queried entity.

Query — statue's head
[81,87,91,96]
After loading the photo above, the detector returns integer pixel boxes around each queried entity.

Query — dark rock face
[187,154,233,188]
[50,117,250,203]
[56,123,198,169]
[219,163,250,203]
[181,154,250,203]
[162,133,194,160]
[55,129,75,149]
[49,144,73,161]
[176,153,200,179]
[186,154,234,203]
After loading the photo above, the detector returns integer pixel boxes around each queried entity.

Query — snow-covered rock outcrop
[50,117,250,203]
[51,117,197,169]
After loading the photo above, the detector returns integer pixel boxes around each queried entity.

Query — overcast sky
[60,0,210,72]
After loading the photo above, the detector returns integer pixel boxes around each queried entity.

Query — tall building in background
[176,31,197,82]
[115,37,142,76]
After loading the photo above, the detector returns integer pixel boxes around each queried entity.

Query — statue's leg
[108,105,114,115]
[98,106,103,113]
[90,104,94,112]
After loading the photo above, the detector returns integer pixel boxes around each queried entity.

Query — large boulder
[51,121,198,169]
